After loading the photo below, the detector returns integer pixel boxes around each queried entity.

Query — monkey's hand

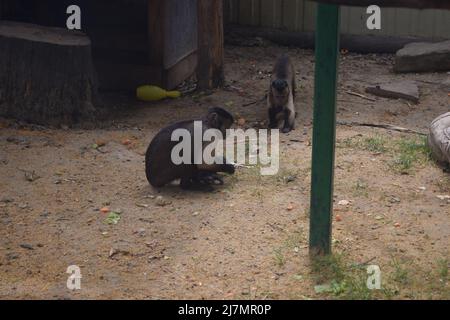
[197,172,224,185]
[224,163,236,174]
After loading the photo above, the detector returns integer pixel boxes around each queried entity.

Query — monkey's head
[206,107,234,135]
[271,79,290,106]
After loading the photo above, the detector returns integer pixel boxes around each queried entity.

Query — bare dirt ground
[0,45,449,299]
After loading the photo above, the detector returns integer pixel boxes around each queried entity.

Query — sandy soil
[0,45,449,299]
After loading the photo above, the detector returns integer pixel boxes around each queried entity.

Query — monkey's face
[271,79,290,106]
[207,111,234,136]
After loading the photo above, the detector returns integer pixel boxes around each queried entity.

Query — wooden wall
[225,0,450,39]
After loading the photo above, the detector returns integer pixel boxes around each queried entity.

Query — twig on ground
[337,120,427,135]
[346,90,377,102]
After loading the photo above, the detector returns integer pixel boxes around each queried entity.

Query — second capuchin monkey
[145,107,235,191]
[267,54,296,133]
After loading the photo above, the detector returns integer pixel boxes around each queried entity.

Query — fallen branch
[337,120,427,135]
[345,90,376,102]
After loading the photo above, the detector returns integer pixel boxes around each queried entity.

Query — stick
[242,94,267,107]
[345,90,376,102]
[353,256,377,267]
[337,120,427,135]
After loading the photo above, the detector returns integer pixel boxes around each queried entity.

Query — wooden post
[197,0,224,90]
[309,4,340,255]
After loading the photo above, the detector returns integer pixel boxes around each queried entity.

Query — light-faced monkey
[145,107,235,191]
[267,54,296,133]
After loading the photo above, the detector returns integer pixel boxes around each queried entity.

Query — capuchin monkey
[145,107,235,191]
[267,54,296,133]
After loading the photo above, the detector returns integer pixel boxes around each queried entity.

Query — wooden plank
[282,0,299,31]
[310,1,450,9]
[273,0,283,28]
[197,0,224,89]
[164,0,198,69]
[238,0,260,26]
[380,7,397,36]
[231,0,240,23]
[252,0,262,26]
[239,0,254,25]
[416,9,435,37]
[433,9,450,39]
[409,8,421,37]
[340,6,350,34]
[346,6,363,35]
[148,0,165,66]
[296,0,305,31]
[260,0,274,27]
[303,0,316,31]
[394,8,412,36]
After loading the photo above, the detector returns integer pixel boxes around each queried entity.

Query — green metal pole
[309,3,340,255]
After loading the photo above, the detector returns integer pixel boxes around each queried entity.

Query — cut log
[428,112,450,166]
[0,21,99,125]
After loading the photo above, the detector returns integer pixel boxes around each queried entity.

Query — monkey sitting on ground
[145,107,235,191]
[267,54,296,133]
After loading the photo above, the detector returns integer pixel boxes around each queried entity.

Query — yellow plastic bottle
[136,85,181,101]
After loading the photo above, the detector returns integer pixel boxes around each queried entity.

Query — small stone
[338,200,350,206]
[18,203,28,209]
[134,228,146,236]
[20,244,34,250]
[285,175,296,183]
[109,248,118,258]
[156,196,171,207]
[0,197,13,203]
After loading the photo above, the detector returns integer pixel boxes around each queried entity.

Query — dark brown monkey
[145,107,235,190]
[267,54,296,133]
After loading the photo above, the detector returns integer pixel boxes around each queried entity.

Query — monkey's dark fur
[267,54,296,133]
[145,107,235,190]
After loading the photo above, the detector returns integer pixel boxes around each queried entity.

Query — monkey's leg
[282,95,296,133]
[268,107,280,129]
[180,176,214,192]
[281,108,295,133]
[196,171,224,185]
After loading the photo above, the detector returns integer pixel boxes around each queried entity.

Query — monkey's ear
[207,112,220,128]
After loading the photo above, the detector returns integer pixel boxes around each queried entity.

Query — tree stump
[0,21,99,125]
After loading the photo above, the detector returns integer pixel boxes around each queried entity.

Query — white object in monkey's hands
[230,162,253,169]
[428,112,450,166]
